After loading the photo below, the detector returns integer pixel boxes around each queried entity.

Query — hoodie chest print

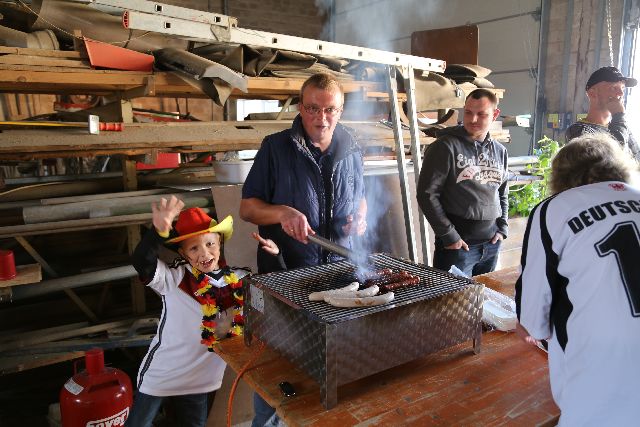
[455,152,503,185]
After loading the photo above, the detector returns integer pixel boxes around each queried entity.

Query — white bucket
[212,160,254,183]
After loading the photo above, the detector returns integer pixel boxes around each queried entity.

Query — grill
[244,253,483,409]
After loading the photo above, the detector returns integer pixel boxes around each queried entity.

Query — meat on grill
[380,276,421,291]
[364,271,413,287]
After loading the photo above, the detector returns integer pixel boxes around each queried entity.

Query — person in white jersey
[516,132,640,426]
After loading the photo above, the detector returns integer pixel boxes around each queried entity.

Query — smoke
[314,1,453,272]
[352,172,391,277]
[314,0,453,52]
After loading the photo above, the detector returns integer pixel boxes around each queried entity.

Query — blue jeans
[433,239,501,277]
[125,391,208,427]
[252,392,279,427]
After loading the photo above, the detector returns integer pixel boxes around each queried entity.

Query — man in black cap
[565,66,640,161]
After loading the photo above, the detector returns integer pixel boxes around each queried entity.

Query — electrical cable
[226,340,266,427]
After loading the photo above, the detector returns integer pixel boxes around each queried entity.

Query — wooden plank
[0,263,41,288]
[0,46,86,59]
[0,54,91,69]
[0,69,384,98]
[215,332,559,426]
[0,322,88,344]
[0,319,134,352]
[0,351,84,375]
[0,64,146,75]
[0,121,403,154]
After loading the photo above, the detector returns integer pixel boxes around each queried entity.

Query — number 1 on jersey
[595,221,640,317]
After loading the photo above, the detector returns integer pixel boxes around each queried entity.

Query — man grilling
[239,72,367,426]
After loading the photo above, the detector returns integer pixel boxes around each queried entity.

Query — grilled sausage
[380,277,421,291]
[359,268,393,280]
[308,282,360,301]
[325,291,395,308]
[364,271,413,287]
[322,285,380,302]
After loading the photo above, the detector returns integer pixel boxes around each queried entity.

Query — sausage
[359,268,393,280]
[364,271,413,287]
[325,291,395,308]
[308,282,360,301]
[380,277,421,291]
[322,285,379,302]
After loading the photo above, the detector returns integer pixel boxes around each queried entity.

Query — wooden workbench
[215,267,559,426]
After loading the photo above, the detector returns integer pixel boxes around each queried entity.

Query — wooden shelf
[0,120,409,160]
[0,264,41,288]
[0,65,383,100]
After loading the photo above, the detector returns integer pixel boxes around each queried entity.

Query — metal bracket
[120,76,156,100]
[386,65,418,262]
[403,64,431,265]
[0,288,11,303]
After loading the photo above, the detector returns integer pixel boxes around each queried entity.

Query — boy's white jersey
[516,181,640,426]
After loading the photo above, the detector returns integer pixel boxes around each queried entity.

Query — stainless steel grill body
[244,253,483,409]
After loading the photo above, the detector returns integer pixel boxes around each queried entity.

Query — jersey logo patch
[609,183,626,191]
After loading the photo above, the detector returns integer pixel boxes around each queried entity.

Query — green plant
[508,136,561,217]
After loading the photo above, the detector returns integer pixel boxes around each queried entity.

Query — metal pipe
[594,0,607,69]
[532,0,551,153]
[10,265,138,300]
[22,190,211,224]
[0,25,59,49]
[559,0,575,114]
[386,65,417,262]
[403,65,430,265]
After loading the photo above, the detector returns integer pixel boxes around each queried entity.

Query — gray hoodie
[416,125,509,245]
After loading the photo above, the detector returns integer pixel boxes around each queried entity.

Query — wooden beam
[0,68,384,98]
[0,121,404,156]
[0,46,87,59]
[0,55,90,69]
[0,264,41,288]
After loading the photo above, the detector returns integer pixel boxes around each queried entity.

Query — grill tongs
[308,234,370,266]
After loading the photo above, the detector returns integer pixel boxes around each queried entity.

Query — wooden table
[215,268,559,426]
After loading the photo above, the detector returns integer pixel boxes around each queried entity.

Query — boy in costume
[126,196,276,427]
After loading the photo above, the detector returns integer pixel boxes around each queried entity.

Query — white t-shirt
[136,261,247,397]
[517,181,640,426]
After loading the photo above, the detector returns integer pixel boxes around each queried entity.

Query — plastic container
[0,249,16,280]
[213,160,254,183]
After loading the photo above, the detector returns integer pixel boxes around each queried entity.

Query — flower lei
[191,266,245,352]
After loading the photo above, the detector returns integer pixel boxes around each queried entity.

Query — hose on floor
[227,340,266,427]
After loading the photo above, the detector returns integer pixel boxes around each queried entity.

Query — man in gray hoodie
[417,89,508,276]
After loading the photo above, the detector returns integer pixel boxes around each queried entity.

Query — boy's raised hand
[152,196,185,234]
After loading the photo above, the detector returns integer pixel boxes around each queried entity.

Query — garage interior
[0,0,637,425]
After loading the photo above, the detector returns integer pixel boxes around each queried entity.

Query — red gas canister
[60,348,133,427]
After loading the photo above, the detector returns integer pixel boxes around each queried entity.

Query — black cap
[586,66,637,90]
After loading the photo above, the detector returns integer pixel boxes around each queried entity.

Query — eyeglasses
[302,104,343,116]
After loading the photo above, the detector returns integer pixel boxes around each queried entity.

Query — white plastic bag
[482,287,517,331]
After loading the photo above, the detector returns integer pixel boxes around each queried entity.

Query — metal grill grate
[249,253,476,324]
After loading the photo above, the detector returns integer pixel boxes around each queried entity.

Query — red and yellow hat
[166,208,233,244]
